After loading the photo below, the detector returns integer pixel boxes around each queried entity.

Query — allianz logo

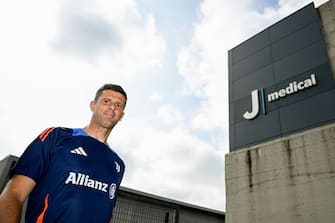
[243,74,317,120]
[65,171,117,199]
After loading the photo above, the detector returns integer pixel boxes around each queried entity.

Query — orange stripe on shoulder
[39,128,56,142]
[35,194,49,223]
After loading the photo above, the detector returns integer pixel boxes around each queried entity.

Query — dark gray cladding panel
[273,41,329,83]
[229,103,235,125]
[269,3,317,43]
[279,89,335,133]
[234,111,281,150]
[230,30,270,64]
[229,124,235,149]
[234,65,275,100]
[271,21,323,62]
[228,50,235,102]
[232,46,272,81]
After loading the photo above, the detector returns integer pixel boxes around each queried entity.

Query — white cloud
[149,92,162,101]
[52,0,166,75]
[113,119,226,210]
[156,105,184,127]
[0,0,166,157]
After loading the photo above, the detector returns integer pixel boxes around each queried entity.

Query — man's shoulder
[38,127,73,142]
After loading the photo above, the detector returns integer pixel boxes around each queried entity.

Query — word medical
[267,74,316,102]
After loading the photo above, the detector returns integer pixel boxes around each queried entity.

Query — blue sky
[0,0,328,211]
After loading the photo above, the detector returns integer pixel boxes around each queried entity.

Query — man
[0,83,127,223]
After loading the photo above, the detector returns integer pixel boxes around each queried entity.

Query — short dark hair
[94,83,127,106]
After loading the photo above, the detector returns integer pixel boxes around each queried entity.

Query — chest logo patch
[114,161,121,173]
[109,183,117,199]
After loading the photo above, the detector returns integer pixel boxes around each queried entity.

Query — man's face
[90,90,126,129]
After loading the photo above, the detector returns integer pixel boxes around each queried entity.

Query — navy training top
[11,127,125,223]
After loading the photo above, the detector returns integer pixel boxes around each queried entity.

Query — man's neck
[82,125,112,144]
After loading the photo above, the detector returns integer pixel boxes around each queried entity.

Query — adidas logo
[70,147,88,156]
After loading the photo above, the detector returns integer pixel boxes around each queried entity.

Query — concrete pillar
[319,0,335,79]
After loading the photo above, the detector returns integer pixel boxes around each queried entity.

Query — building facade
[226,1,335,223]
[228,2,335,152]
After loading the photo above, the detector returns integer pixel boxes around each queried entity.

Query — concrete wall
[225,123,335,223]
[319,0,335,79]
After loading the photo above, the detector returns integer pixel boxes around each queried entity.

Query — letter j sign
[243,88,266,120]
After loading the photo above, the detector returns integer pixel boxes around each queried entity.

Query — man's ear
[89,101,95,112]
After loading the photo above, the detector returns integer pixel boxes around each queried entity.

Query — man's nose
[109,103,116,110]
[109,102,119,111]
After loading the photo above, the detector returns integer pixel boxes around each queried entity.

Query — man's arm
[0,174,36,223]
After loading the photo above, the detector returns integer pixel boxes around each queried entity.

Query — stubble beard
[101,118,117,130]
[94,114,118,130]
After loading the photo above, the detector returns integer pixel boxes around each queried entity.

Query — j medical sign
[243,74,317,120]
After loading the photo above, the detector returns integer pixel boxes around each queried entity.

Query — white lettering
[244,74,317,120]
[267,92,279,102]
[243,89,260,120]
[102,183,108,192]
[65,172,113,196]
[87,179,95,188]
[268,74,317,103]
[95,181,103,190]
[65,172,77,184]
[79,173,85,185]
[311,74,316,85]
[297,81,304,90]
[286,83,294,94]
[278,89,286,97]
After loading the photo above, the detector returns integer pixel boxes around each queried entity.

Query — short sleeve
[10,127,57,183]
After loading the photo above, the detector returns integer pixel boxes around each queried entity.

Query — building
[0,155,225,223]
[226,0,335,223]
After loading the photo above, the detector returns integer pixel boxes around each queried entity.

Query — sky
[0,0,329,211]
